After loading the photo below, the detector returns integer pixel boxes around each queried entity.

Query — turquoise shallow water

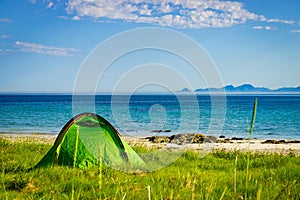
[0,94,299,139]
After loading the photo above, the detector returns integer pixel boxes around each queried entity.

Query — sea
[0,94,299,140]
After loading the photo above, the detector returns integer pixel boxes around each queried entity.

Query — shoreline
[1,131,300,140]
[1,132,300,154]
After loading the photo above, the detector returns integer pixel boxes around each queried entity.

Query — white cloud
[0,34,11,39]
[266,18,294,25]
[265,26,272,30]
[40,0,296,29]
[253,25,276,31]
[47,1,54,8]
[65,0,264,28]
[72,16,81,20]
[0,49,13,55]
[15,41,80,56]
[253,26,263,30]
[57,16,69,20]
[291,30,300,33]
[0,18,12,23]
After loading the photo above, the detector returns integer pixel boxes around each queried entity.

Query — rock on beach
[146,133,217,144]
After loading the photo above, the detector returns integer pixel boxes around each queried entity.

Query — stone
[146,136,170,143]
[169,133,204,144]
[218,138,232,143]
[288,140,300,143]
[192,133,207,143]
[203,135,218,143]
[262,140,300,144]
[170,134,191,144]
[148,133,217,144]
[278,140,286,144]
[231,137,244,140]
[262,140,276,144]
[152,130,162,133]
[262,139,281,144]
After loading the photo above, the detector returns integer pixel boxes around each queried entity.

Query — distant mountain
[192,84,300,93]
[178,88,192,92]
[274,86,300,93]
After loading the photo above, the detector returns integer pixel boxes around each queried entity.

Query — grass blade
[245,98,258,200]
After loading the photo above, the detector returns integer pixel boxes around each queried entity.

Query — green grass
[1,138,299,200]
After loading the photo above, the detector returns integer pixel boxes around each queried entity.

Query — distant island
[179,84,300,93]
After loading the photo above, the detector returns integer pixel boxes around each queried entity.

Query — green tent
[35,113,145,170]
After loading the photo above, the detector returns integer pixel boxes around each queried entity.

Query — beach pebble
[262,139,287,144]
[231,137,244,140]
[152,130,162,133]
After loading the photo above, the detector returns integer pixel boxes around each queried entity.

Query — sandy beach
[124,136,300,154]
[1,132,300,154]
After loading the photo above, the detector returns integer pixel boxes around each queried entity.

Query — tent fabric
[35,113,145,170]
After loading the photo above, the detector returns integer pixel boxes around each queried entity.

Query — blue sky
[0,0,299,93]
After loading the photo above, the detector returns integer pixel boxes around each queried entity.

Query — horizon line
[1,91,300,96]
